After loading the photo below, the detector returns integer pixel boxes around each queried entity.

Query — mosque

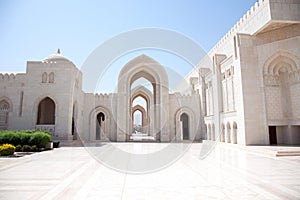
[1,0,299,145]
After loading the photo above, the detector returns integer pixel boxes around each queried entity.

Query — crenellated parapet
[212,0,268,52]
[94,93,114,101]
[0,73,17,80]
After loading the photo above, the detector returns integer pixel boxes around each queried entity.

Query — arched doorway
[131,105,147,133]
[226,122,231,143]
[96,112,105,140]
[131,86,153,138]
[37,97,55,125]
[232,122,237,144]
[221,123,225,142]
[0,99,11,130]
[89,106,112,141]
[180,113,189,140]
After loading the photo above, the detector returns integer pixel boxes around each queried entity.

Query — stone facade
[186,0,300,145]
[0,53,201,142]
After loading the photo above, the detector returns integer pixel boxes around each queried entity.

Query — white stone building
[0,52,201,142]
[186,0,300,145]
[1,0,299,145]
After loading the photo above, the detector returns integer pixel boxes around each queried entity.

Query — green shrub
[29,132,51,148]
[0,130,51,148]
[22,145,31,152]
[0,144,16,156]
[31,145,38,152]
[53,141,60,148]
[19,133,31,146]
[15,144,22,152]
[0,131,20,146]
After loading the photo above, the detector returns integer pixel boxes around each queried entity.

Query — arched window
[0,100,10,130]
[37,97,55,124]
[42,72,47,83]
[49,72,54,83]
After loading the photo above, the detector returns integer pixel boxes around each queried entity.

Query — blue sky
[0,0,257,71]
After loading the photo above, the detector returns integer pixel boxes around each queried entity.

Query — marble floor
[0,142,300,200]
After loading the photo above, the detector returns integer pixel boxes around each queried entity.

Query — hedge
[0,131,51,148]
[0,144,16,156]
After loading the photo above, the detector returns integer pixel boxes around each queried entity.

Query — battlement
[212,0,268,52]
[94,93,114,98]
[0,73,16,80]
[211,0,300,53]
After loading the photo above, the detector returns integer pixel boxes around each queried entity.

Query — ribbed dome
[43,49,71,63]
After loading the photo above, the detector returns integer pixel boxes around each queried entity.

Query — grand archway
[117,55,170,142]
[263,50,300,145]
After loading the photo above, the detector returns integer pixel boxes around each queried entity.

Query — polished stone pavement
[0,143,300,200]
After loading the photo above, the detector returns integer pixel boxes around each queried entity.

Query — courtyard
[0,143,300,200]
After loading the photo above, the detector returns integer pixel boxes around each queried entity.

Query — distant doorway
[180,113,189,140]
[96,112,105,140]
[269,126,277,145]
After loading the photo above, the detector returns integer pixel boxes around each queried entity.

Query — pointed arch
[0,97,13,112]
[0,97,12,130]
[263,50,300,75]
[117,55,170,141]
[175,107,196,141]
[132,105,147,129]
[89,106,112,141]
[232,122,237,144]
[226,122,231,143]
[42,72,47,83]
[37,97,56,124]
[221,123,225,142]
[49,72,54,83]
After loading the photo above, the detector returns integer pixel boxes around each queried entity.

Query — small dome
[43,49,72,63]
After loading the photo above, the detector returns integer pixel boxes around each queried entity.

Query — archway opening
[0,100,10,130]
[133,110,142,132]
[132,96,147,112]
[117,55,170,142]
[131,96,147,134]
[226,123,231,143]
[232,122,237,144]
[180,113,189,140]
[37,97,55,125]
[72,103,77,140]
[96,112,105,140]
[131,79,151,138]
[221,124,225,142]
[131,77,153,94]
